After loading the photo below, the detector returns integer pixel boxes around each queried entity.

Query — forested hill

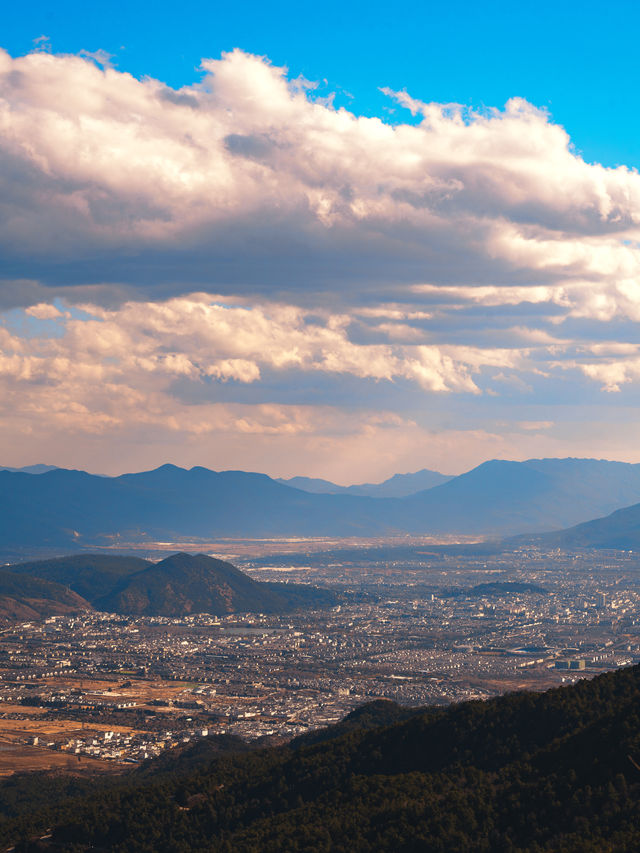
[8,552,339,617]
[11,553,152,601]
[95,552,339,616]
[3,664,640,850]
[0,570,90,622]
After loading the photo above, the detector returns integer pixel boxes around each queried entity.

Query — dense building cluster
[0,546,639,765]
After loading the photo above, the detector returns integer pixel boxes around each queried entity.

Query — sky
[2,1,640,481]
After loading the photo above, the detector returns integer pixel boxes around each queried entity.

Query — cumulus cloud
[25,302,66,319]
[3,47,640,476]
[1,46,640,316]
[0,295,527,408]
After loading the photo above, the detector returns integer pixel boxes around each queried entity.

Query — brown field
[38,675,201,705]
[467,670,569,694]
[0,674,208,775]
[0,742,117,775]
[0,718,138,741]
[0,704,48,715]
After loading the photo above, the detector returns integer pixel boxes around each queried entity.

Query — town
[0,544,639,770]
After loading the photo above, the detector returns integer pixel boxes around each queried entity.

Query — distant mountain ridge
[519,499,640,550]
[0,464,58,475]
[277,468,452,497]
[8,552,339,617]
[3,458,640,550]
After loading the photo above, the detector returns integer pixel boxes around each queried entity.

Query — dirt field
[0,742,116,776]
[0,704,48,715]
[0,675,206,775]
[38,675,200,705]
[0,717,137,742]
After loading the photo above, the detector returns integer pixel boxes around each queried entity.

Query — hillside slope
[11,554,153,601]
[0,570,91,622]
[9,552,338,617]
[97,552,338,616]
[523,499,640,550]
[403,456,640,535]
[4,664,640,851]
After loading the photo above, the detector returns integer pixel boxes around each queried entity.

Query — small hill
[10,553,152,601]
[95,552,338,616]
[278,468,452,497]
[8,552,338,617]
[0,570,91,622]
[448,581,549,597]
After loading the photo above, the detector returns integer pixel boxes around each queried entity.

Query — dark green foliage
[290,699,420,749]
[133,735,252,779]
[447,581,548,597]
[4,666,640,850]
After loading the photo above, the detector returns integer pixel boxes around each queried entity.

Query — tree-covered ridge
[3,665,640,850]
[0,569,91,621]
[7,552,339,617]
[11,554,152,602]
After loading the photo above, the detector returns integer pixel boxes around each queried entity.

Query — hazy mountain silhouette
[3,458,640,549]
[277,467,452,497]
[0,463,58,474]
[401,457,640,535]
[520,499,640,550]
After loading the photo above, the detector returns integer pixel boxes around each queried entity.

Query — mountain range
[4,457,640,551]
[6,552,338,617]
[0,463,58,475]
[276,467,452,497]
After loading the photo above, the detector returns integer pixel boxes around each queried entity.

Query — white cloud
[25,302,65,319]
[3,48,640,475]
[0,295,523,406]
[518,420,554,431]
[575,358,640,392]
[1,47,640,316]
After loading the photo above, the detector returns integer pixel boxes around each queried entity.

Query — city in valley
[0,542,638,774]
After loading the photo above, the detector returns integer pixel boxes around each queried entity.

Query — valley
[1,544,639,774]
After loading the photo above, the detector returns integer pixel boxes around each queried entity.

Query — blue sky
[2,3,640,480]
[4,0,640,169]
